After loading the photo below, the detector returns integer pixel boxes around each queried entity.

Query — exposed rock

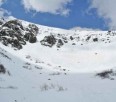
[12,39,22,50]
[24,33,37,43]
[64,40,68,43]
[57,39,64,48]
[2,19,24,30]
[0,64,6,74]
[24,33,30,41]
[0,20,3,25]
[0,28,24,49]
[40,35,56,47]
[0,19,39,50]
[26,24,39,35]
[70,36,74,40]
[86,36,91,41]
[93,38,98,42]
[72,43,76,45]
[29,36,37,43]
[108,30,111,34]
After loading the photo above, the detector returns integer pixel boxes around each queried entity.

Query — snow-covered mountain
[0,17,116,102]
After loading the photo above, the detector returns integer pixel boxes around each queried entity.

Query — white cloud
[21,0,72,16]
[0,0,5,6]
[90,0,116,30]
[0,0,11,17]
[0,8,11,17]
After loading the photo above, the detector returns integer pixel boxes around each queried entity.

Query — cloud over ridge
[0,0,10,17]
[21,0,72,16]
[90,0,116,30]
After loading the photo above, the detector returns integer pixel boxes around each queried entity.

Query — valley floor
[0,42,116,102]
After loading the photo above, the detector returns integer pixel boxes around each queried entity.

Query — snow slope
[0,18,116,102]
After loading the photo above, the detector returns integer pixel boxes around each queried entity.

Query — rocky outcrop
[0,19,39,49]
[27,24,39,35]
[29,36,37,43]
[2,20,24,31]
[40,35,56,47]
[25,24,38,43]
[24,32,37,43]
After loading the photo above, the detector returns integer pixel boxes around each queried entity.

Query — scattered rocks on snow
[1,18,116,50]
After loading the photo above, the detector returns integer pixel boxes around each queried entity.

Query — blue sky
[0,0,115,30]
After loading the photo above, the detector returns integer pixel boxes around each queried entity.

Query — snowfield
[0,18,116,102]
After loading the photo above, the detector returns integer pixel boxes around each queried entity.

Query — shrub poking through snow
[96,69,116,79]
[40,83,67,92]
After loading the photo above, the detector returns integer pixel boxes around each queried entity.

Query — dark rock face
[25,24,38,43]
[0,20,3,25]
[2,20,24,31]
[70,36,74,40]
[40,35,56,47]
[86,36,91,41]
[57,39,64,48]
[24,33,30,41]
[0,28,24,49]
[0,20,24,49]
[29,36,37,43]
[24,32,37,43]
[0,19,38,50]
[12,39,23,49]
[27,24,39,35]
[93,38,98,42]
[0,64,6,74]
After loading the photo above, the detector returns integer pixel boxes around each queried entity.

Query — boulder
[40,35,56,47]
[24,33,37,43]
[93,38,98,42]
[70,36,74,40]
[27,24,39,35]
[29,36,37,43]
[0,64,6,74]
[57,39,64,48]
